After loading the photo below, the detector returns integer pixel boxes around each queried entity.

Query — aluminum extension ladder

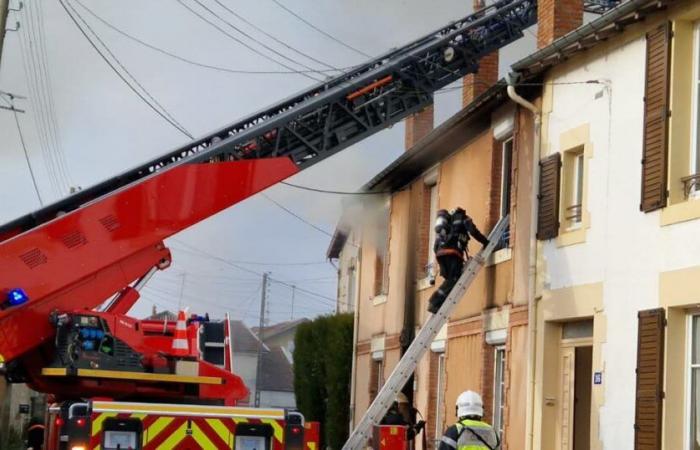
[342,216,510,450]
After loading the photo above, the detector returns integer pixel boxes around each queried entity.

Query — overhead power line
[212,0,340,73]
[30,0,74,187]
[280,181,391,195]
[71,0,347,76]
[176,0,323,82]
[169,238,343,306]
[270,0,372,58]
[59,0,194,139]
[261,192,334,239]
[11,102,44,206]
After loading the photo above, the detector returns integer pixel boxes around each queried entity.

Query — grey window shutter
[633,308,665,450]
[537,153,561,240]
[640,22,671,212]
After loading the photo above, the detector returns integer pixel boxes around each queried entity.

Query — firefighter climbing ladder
[342,216,510,450]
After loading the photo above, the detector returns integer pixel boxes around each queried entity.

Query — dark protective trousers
[428,254,464,312]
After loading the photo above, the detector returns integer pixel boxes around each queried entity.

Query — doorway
[557,320,593,450]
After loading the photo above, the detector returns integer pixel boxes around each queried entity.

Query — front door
[557,343,592,450]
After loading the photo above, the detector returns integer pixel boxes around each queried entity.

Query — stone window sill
[660,197,700,226]
[417,277,435,292]
[372,294,388,306]
[486,248,512,266]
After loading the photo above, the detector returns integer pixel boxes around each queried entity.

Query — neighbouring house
[328,203,362,314]
[511,1,700,449]
[258,347,296,408]
[254,318,308,356]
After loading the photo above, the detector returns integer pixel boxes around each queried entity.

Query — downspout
[349,231,361,432]
[506,72,541,450]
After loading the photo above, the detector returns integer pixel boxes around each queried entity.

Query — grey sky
[0,0,536,325]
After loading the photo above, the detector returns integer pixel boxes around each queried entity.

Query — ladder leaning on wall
[342,215,510,450]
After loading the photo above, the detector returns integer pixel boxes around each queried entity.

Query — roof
[230,320,267,353]
[363,0,674,191]
[253,318,309,341]
[512,0,675,77]
[326,226,349,259]
[258,347,295,392]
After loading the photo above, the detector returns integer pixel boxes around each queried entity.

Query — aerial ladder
[0,0,620,447]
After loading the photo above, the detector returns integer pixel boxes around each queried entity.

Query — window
[370,359,384,403]
[347,261,357,312]
[500,138,514,219]
[493,347,506,437]
[426,182,439,279]
[373,207,390,297]
[688,315,700,449]
[563,148,585,229]
[497,138,513,249]
[434,353,446,449]
[688,23,700,198]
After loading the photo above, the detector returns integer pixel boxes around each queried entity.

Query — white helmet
[456,390,483,418]
[395,392,409,404]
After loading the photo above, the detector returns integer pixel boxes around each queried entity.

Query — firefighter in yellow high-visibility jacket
[437,391,500,450]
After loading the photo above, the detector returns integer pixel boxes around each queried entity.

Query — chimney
[537,0,584,49]
[405,105,434,150]
[463,0,499,107]
[152,305,157,317]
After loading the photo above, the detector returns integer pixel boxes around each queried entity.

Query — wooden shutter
[633,308,665,450]
[640,22,671,212]
[536,153,561,240]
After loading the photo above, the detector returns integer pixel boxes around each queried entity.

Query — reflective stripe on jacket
[439,419,499,450]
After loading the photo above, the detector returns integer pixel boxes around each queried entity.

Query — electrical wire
[176,0,322,82]
[11,103,44,206]
[188,0,326,80]
[168,244,330,266]
[17,21,63,195]
[59,0,194,139]
[168,238,343,306]
[29,0,74,187]
[260,192,334,239]
[22,2,69,191]
[270,0,372,58]
[212,0,340,72]
[280,181,391,195]
[71,0,348,76]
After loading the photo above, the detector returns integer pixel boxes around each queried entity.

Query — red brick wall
[537,0,583,49]
[405,105,435,150]
[462,51,499,107]
[426,352,442,449]
[489,137,504,230]
[480,338,496,423]
[462,0,498,107]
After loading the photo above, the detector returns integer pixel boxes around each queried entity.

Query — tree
[294,314,353,449]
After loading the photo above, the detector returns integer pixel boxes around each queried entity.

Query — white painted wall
[233,353,259,396]
[542,34,700,449]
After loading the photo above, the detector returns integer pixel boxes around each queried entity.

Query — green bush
[294,313,353,450]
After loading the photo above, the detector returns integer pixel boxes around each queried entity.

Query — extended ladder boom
[342,216,510,450]
[0,0,536,239]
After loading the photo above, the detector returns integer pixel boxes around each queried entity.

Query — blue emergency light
[7,288,29,306]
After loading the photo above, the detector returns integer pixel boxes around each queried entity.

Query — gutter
[512,0,669,74]
[505,72,541,450]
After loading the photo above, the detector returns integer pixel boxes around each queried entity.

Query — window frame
[686,314,700,450]
[426,182,439,278]
[500,137,514,220]
[690,22,700,199]
[562,147,585,231]
[492,346,506,437]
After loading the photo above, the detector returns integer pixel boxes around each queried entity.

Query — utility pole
[254,272,269,407]
[0,0,9,68]
[290,285,296,320]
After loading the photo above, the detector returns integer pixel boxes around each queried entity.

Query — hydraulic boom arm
[0,0,538,370]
